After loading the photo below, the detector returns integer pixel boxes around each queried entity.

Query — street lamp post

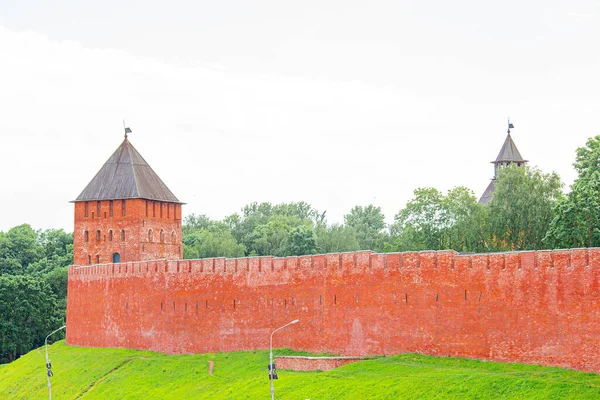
[269,319,299,400]
[45,325,66,400]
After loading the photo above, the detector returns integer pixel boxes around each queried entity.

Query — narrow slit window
[109,230,113,241]
[121,230,125,241]
[160,229,164,243]
[88,255,91,265]
[95,255,100,264]
[97,201,101,217]
[84,231,89,242]
[109,200,114,217]
[148,229,153,242]
[84,202,89,218]
[153,202,156,217]
[96,230,101,241]
[160,203,163,218]
[146,201,149,217]
[122,200,126,216]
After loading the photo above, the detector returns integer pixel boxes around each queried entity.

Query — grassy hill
[2,341,600,399]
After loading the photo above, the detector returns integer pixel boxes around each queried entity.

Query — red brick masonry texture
[66,248,600,373]
[275,356,373,371]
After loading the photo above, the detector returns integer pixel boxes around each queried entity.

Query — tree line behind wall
[182,135,600,258]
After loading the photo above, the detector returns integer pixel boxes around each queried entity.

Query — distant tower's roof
[74,137,182,203]
[479,180,496,205]
[479,125,528,205]
[494,133,527,164]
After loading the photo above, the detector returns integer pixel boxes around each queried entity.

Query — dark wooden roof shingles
[74,138,181,203]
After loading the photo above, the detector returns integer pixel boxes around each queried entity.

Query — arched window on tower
[88,255,91,265]
[84,231,89,242]
[160,229,164,243]
[85,202,89,218]
[112,253,121,263]
[96,230,101,241]
[121,230,126,241]
[109,230,113,241]
[122,200,126,216]
[109,200,114,217]
[96,255,100,264]
[148,229,153,242]
[171,231,176,243]
[97,201,101,217]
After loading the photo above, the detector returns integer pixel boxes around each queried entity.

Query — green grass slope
[2,341,600,399]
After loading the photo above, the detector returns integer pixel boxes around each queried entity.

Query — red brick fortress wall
[66,248,600,372]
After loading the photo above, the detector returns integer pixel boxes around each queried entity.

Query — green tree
[487,165,562,251]
[0,225,42,275]
[316,224,360,253]
[0,275,62,363]
[344,205,387,251]
[388,187,487,252]
[287,225,318,256]
[183,222,245,259]
[546,136,600,248]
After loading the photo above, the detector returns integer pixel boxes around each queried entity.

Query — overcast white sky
[0,0,598,232]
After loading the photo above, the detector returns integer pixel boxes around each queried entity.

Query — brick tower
[72,130,183,265]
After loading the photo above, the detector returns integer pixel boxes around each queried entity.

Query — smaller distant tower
[479,121,528,204]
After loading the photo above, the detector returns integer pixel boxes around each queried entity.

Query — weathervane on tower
[507,118,515,134]
[123,120,132,140]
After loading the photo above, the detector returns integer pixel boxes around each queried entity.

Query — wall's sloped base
[66,249,600,373]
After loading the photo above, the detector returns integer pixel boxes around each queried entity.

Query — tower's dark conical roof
[74,138,182,203]
[494,133,527,163]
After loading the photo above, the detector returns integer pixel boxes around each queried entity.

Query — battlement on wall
[69,247,600,280]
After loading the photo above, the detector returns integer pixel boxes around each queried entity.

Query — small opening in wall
[88,255,91,265]
[167,204,170,219]
[405,293,408,304]
[121,230,125,241]
[122,200,126,216]
[464,290,467,301]
[104,212,107,219]
[85,231,89,242]
[355,294,359,304]
[436,293,439,302]
[160,229,164,243]
[205,300,208,309]
[153,201,156,217]
[185,302,187,311]
[319,295,322,305]
[96,255,100,264]
[126,302,128,309]
[393,291,397,304]
[96,230,101,241]
[233,299,236,309]
[161,301,163,311]
[109,200,114,217]
[479,292,482,302]
[97,201,101,217]
[85,202,89,218]
[160,203,163,218]
[285,299,287,308]
[334,295,337,305]
[109,230,113,241]
[196,302,199,312]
